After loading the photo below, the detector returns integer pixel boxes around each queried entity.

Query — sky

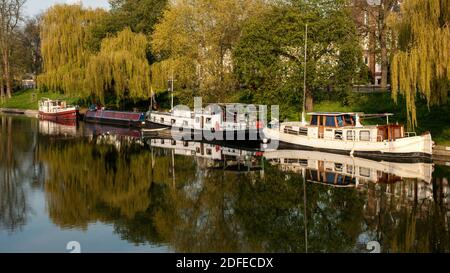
[25,0,110,16]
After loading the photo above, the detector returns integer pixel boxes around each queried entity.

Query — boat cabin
[280,112,405,142]
[148,103,262,131]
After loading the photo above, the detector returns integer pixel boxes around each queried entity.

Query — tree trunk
[379,6,388,90]
[2,47,11,98]
[0,70,4,102]
[305,90,314,112]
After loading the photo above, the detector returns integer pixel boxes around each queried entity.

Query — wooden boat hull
[263,127,433,160]
[39,109,78,125]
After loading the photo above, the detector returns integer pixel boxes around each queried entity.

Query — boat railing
[406,132,417,137]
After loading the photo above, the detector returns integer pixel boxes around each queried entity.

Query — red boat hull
[39,109,79,124]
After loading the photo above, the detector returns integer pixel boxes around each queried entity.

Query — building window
[364,56,368,65]
[360,130,371,141]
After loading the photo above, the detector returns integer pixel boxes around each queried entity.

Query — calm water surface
[1,114,449,253]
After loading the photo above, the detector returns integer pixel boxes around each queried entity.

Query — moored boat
[38,98,79,123]
[84,107,146,128]
[262,112,433,159]
[147,103,264,141]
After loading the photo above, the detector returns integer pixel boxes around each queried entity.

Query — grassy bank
[0,89,79,110]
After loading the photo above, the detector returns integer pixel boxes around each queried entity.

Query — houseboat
[262,112,433,160]
[38,98,79,123]
[264,149,434,186]
[146,103,264,141]
[84,106,147,128]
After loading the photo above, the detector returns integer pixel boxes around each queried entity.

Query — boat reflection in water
[148,138,264,172]
[264,149,434,186]
[38,119,78,137]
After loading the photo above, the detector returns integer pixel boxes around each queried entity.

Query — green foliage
[233,0,364,118]
[390,0,450,128]
[37,4,107,96]
[86,28,152,103]
[88,0,168,52]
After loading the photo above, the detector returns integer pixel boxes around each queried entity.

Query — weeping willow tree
[390,0,450,128]
[37,4,107,96]
[86,28,151,103]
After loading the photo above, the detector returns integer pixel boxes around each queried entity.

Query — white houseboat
[146,103,263,141]
[262,112,433,160]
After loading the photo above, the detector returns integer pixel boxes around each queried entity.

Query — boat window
[183,120,188,127]
[299,127,308,136]
[325,116,336,127]
[359,167,371,177]
[171,140,176,145]
[206,149,212,155]
[206,118,212,124]
[334,130,343,140]
[337,116,344,127]
[160,118,164,123]
[183,141,189,147]
[347,130,355,140]
[344,115,353,125]
[195,117,200,123]
[359,130,370,141]
[171,119,176,124]
[310,115,318,126]
[326,172,336,183]
[347,165,354,174]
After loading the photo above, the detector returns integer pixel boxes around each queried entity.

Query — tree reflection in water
[2,116,450,252]
[0,116,39,232]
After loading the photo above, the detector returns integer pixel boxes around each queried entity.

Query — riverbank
[1,89,449,146]
[0,89,79,110]
[0,108,38,118]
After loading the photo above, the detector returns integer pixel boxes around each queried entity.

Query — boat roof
[307,112,361,116]
[39,98,64,102]
[307,112,394,117]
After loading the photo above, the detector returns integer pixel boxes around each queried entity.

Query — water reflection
[0,116,41,232]
[1,117,450,252]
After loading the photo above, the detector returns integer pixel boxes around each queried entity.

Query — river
[0,114,449,253]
